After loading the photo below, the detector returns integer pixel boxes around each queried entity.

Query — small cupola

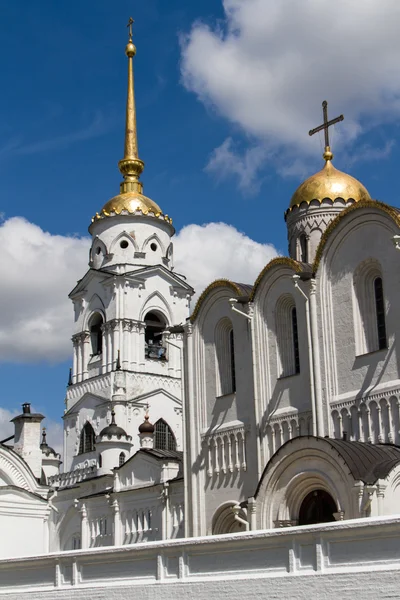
[96,410,133,475]
[139,410,154,448]
[40,428,62,483]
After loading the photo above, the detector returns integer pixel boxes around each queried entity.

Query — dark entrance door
[298,490,337,525]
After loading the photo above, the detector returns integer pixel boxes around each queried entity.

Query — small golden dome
[95,191,165,219]
[289,157,371,210]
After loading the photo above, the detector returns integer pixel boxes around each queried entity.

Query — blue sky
[0,0,399,440]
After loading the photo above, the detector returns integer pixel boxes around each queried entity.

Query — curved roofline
[313,199,400,272]
[190,279,251,323]
[254,435,400,498]
[249,257,304,302]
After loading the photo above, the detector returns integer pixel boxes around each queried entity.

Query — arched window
[79,422,96,454]
[215,318,236,396]
[276,294,300,377]
[298,234,308,263]
[154,419,177,451]
[229,329,236,393]
[89,313,103,356]
[374,277,387,350]
[144,311,167,360]
[119,452,126,466]
[354,260,387,355]
[292,307,300,374]
[298,490,337,526]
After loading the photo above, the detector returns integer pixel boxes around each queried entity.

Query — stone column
[72,335,79,384]
[76,339,82,383]
[113,499,122,546]
[80,503,89,549]
[81,331,90,380]
[101,323,107,372]
[122,319,131,370]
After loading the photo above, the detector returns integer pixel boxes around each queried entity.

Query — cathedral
[1,24,400,594]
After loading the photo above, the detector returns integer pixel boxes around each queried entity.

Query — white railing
[2,516,400,597]
[202,424,247,477]
[48,465,97,488]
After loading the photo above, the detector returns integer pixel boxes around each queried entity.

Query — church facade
[2,26,400,578]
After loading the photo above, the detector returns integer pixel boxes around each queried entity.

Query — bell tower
[61,21,193,481]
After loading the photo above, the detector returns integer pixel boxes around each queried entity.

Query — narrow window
[89,313,103,355]
[72,535,81,550]
[144,311,167,360]
[119,452,126,466]
[299,234,308,263]
[229,328,236,392]
[292,307,300,374]
[154,419,177,451]
[374,277,387,350]
[79,422,96,454]
[98,453,102,468]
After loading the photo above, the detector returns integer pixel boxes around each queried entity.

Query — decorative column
[122,319,131,370]
[387,399,394,443]
[76,338,82,383]
[101,323,107,372]
[80,502,89,549]
[377,406,383,443]
[247,497,257,531]
[309,278,325,436]
[72,335,79,384]
[105,322,113,371]
[138,321,146,367]
[111,319,119,370]
[113,499,122,546]
[81,331,90,380]
[161,482,170,540]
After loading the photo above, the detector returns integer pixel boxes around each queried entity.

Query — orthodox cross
[127,17,134,41]
[309,100,344,149]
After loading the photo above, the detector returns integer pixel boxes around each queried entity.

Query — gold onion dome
[289,147,371,210]
[92,19,171,225]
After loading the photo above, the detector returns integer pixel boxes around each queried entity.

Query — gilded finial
[309,100,344,162]
[118,17,145,194]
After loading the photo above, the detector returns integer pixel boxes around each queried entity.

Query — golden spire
[118,17,145,194]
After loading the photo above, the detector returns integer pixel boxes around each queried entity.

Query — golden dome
[289,155,371,210]
[93,191,171,223]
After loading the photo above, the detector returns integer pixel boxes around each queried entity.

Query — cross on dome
[127,16,134,41]
[309,100,344,161]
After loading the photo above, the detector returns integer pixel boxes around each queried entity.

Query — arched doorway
[298,490,337,526]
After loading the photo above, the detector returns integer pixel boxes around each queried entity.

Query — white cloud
[174,222,278,299]
[181,0,400,180]
[0,217,90,363]
[0,217,278,363]
[205,137,270,192]
[0,407,63,456]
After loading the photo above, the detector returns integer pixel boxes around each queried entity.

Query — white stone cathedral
[2,26,400,595]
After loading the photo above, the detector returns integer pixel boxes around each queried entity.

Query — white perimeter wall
[2,516,400,599]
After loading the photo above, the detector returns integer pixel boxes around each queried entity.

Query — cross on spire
[309,100,344,159]
[127,16,134,41]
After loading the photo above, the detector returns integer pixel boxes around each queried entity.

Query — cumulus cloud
[174,222,278,299]
[205,137,270,192]
[0,217,90,363]
[0,407,63,456]
[0,218,277,364]
[181,0,400,181]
